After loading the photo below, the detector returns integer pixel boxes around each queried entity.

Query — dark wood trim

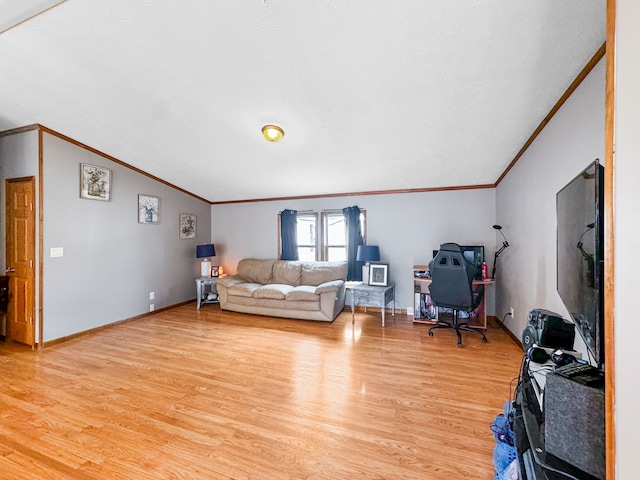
[604,1,615,478]
[38,128,44,350]
[495,43,607,187]
[0,124,39,137]
[211,183,495,205]
[42,299,196,348]
[0,1,67,35]
[494,316,523,348]
[37,125,211,204]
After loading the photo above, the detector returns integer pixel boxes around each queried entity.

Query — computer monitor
[432,245,484,280]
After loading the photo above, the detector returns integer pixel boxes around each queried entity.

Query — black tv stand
[512,361,601,480]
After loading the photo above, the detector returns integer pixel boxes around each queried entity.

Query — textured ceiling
[0,1,606,203]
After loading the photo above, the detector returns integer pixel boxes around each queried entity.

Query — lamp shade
[356,245,380,263]
[196,244,216,258]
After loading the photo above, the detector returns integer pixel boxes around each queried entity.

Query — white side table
[349,282,396,326]
[196,277,219,309]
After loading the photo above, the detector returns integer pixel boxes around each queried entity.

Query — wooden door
[5,177,36,347]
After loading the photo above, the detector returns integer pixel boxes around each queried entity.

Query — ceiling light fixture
[262,125,284,142]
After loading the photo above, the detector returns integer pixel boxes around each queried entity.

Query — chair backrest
[429,243,475,310]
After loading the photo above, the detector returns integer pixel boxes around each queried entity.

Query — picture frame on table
[80,163,111,201]
[369,264,388,286]
[211,266,220,277]
[179,213,196,239]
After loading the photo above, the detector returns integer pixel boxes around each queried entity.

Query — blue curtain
[343,205,364,281]
[280,209,299,260]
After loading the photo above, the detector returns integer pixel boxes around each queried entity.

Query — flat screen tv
[556,159,605,369]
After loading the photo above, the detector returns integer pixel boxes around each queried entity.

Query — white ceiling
[0,1,606,203]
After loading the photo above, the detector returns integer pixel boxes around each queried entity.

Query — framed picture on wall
[369,264,388,286]
[80,163,111,201]
[138,194,159,224]
[179,213,196,239]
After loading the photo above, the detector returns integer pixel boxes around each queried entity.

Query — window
[296,212,318,262]
[280,210,366,261]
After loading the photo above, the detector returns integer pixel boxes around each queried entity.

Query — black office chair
[428,243,487,347]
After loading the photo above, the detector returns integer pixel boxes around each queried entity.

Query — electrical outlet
[150,291,155,300]
[149,304,155,312]
[510,307,515,317]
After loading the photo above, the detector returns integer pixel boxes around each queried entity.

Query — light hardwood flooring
[0,305,524,479]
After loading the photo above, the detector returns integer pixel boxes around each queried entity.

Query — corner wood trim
[42,300,194,348]
[36,125,210,204]
[494,315,523,349]
[495,42,606,187]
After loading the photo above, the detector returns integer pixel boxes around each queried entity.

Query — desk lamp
[196,244,216,278]
[492,225,510,280]
[357,245,380,284]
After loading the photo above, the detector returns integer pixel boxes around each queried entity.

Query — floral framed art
[80,163,111,201]
[138,194,159,224]
[180,213,196,239]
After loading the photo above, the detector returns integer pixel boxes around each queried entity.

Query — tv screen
[556,159,604,369]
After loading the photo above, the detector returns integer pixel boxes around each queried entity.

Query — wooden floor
[0,305,523,479]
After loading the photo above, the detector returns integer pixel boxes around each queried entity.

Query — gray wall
[41,132,211,341]
[614,1,640,476]
[211,189,498,314]
[495,59,605,357]
[0,129,40,336]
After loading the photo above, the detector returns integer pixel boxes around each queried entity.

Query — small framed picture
[369,264,388,286]
[179,213,196,239]
[138,194,159,224]
[80,163,111,201]
[211,266,220,277]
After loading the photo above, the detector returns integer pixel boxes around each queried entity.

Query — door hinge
[30,259,33,268]
[30,203,33,211]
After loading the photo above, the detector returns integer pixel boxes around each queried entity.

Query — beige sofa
[217,259,348,322]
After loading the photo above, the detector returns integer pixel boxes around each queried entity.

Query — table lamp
[357,245,380,284]
[196,244,216,277]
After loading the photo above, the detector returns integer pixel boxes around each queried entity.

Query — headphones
[527,346,577,366]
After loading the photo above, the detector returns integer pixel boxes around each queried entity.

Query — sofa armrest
[216,275,245,289]
[314,279,344,295]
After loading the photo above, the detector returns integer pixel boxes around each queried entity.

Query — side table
[349,282,396,326]
[196,277,219,309]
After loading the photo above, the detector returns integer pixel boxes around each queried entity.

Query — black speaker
[523,309,575,351]
[544,372,605,479]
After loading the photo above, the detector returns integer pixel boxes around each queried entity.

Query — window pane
[326,216,346,246]
[296,214,317,261]
[327,247,347,262]
[298,247,317,262]
[297,216,316,246]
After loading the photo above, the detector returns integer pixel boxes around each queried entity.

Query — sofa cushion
[301,261,348,286]
[237,259,275,285]
[253,284,293,300]
[227,283,262,298]
[285,286,319,301]
[272,261,303,286]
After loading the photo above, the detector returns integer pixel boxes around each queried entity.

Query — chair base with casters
[428,309,488,347]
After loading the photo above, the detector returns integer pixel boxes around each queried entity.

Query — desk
[195,277,219,309]
[412,265,494,329]
[348,282,395,326]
